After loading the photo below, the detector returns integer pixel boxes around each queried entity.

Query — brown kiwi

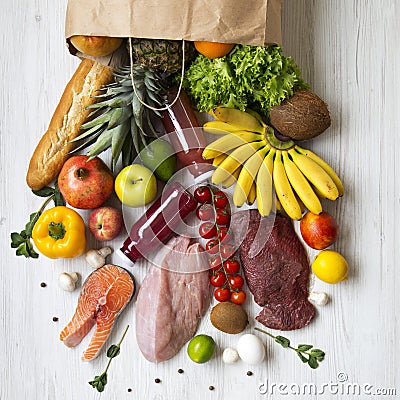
[210,302,248,334]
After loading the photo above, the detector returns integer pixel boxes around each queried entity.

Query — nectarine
[300,211,339,250]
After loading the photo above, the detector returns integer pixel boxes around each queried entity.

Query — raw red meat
[231,210,315,331]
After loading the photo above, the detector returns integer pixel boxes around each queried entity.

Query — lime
[312,250,348,284]
[139,138,177,182]
[187,334,216,364]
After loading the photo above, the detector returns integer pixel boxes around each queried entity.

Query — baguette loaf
[26,59,114,190]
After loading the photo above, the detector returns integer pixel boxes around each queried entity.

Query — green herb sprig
[10,182,65,258]
[89,325,129,393]
[255,327,325,369]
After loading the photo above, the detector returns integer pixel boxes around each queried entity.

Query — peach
[69,35,123,57]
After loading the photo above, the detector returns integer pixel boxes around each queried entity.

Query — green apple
[115,164,157,207]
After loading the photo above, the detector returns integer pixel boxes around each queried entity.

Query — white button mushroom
[223,347,240,364]
[85,247,112,269]
[237,334,266,365]
[58,272,79,292]
[309,291,330,306]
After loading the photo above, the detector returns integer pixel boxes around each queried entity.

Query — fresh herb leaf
[11,182,64,259]
[89,325,129,393]
[298,344,313,352]
[25,212,40,237]
[308,356,319,369]
[11,232,26,248]
[297,352,308,363]
[255,327,326,370]
[53,180,66,206]
[107,344,121,358]
[32,187,55,197]
[275,336,291,348]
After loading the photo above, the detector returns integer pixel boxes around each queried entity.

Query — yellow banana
[275,195,281,212]
[221,167,241,189]
[212,106,266,134]
[295,193,306,213]
[273,151,302,220]
[212,141,267,184]
[247,182,257,205]
[233,146,269,207]
[282,151,322,214]
[213,153,228,167]
[256,148,275,216]
[295,146,344,196]
[203,131,263,159]
[288,149,339,201]
[246,109,265,125]
[203,120,243,134]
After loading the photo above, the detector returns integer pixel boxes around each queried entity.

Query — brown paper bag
[65,0,282,50]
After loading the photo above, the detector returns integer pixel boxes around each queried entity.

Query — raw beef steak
[231,210,315,330]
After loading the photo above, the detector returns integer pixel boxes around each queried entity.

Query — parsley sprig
[255,327,325,369]
[10,182,65,258]
[89,325,129,392]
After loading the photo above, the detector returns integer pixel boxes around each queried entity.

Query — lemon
[312,250,348,284]
[187,335,216,364]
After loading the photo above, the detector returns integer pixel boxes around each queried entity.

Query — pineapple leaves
[80,109,112,130]
[108,107,132,130]
[74,64,166,169]
[111,121,130,171]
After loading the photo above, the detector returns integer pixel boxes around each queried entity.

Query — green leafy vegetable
[10,182,65,258]
[255,327,325,369]
[182,45,308,116]
[89,325,129,392]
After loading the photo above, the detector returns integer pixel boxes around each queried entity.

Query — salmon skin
[60,264,135,361]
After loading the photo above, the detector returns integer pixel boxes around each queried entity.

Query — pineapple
[128,38,195,75]
[70,65,166,171]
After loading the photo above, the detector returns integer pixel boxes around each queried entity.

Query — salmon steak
[60,264,135,361]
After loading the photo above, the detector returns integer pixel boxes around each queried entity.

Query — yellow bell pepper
[32,206,86,259]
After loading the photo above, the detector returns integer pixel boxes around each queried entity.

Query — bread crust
[26,59,114,190]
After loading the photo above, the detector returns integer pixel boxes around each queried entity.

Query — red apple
[58,155,114,209]
[300,211,339,250]
[89,206,124,241]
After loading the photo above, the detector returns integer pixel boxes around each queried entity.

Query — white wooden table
[1,1,399,399]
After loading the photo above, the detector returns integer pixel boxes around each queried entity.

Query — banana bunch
[203,107,344,220]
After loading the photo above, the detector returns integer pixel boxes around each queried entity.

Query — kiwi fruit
[210,302,248,334]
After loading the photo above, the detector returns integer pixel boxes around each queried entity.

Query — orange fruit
[194,41,235,59]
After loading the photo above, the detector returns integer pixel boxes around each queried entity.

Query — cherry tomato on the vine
[213,191,229,209]
[205,239,219,254]
[228,274,244,289]
[217,227,232,243]
[224,259,240,274]
[196,203,215,221]
[210,271,226,287]
[208,254,223,270]
[194,186,212,204]
[220,243,236,259]
[214,287,231,302]
[230,290,246,305]
[215,208,230,225]
[199,222,217,239]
